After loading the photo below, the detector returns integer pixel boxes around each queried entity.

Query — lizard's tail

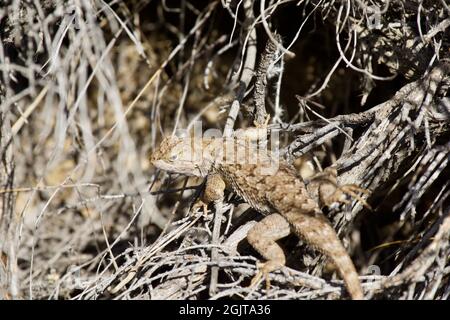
[286,213,364,299]
[328,247,364,300]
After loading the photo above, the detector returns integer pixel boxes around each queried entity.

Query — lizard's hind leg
[247,213,291,290]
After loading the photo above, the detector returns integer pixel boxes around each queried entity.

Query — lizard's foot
[190,174,226,217]
[322,183,371,210]
[250,261,282,291]
[253,114,271,128]
[191,199,208,217]
[311,167,371,209]
[339,184,371,209]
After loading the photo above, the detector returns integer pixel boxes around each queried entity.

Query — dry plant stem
[223,0,257,137]
[282,77,419,157]
[11,85,49,136]
[102,214,201,297]
[253,33,281,126]
[338,61,450,188]
[0,111,18,299]
[208,199,228,296]
[212,0,257,296]
[280,62,449,191]
[382,212,450,290]
[397,145,450,222]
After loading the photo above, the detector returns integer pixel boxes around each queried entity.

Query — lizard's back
[213,140,364,299]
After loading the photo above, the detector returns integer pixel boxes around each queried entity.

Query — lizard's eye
[169,154,178,161]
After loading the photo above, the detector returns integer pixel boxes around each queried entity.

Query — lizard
[150,131,365,299]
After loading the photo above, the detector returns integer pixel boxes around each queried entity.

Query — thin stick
[12,84,49,136]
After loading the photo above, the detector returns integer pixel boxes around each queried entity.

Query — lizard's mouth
[151,159,184,174]
[151,159,168,169]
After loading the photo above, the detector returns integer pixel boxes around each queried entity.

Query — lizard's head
[150,135,216,177]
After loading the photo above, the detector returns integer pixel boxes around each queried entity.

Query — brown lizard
[151,131,364,299]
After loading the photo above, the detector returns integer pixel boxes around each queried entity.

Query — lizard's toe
[340,185,372,209]
[191,199,208,217]
[253,114,271,128]
[250,261,282,291]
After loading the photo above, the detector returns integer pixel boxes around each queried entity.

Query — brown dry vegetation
[0,0,449,299]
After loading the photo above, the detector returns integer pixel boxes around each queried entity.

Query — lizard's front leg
[192,174,226,216]
[247,213,291,290]
[307,167,370,209]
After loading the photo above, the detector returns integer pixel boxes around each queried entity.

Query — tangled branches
[0,0,449,300]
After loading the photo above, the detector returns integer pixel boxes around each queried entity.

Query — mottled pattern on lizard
[151,133,364,299]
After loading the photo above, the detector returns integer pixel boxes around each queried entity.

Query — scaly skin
[151,133,364,299]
